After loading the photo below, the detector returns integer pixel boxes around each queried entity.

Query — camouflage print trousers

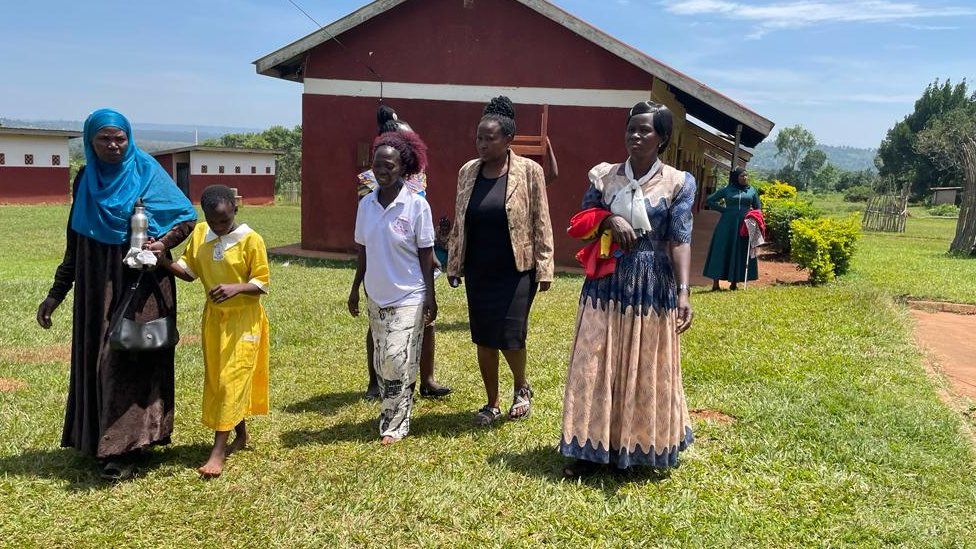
[367,300,425,440]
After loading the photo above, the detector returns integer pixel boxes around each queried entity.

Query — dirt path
[910,306,976,400]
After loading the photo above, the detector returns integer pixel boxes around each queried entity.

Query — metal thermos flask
[129,198,148,250]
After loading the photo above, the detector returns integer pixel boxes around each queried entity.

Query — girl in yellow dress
[155,184,270,478]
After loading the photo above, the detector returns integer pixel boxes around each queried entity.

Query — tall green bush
[790,215,862,284]
[843,185,874,203]
[762,197,820,254]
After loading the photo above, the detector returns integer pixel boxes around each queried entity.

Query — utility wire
[284,0,385,99]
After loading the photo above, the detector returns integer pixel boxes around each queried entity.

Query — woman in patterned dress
[559,101,695,476]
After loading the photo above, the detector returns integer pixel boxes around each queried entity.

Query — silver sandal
[509,385,533,420]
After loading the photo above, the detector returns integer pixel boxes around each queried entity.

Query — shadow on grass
[281,391,362,417]
[280,409,486,447]
[432,320,470,332]
[0,443,211,492]
[488,446,673,493]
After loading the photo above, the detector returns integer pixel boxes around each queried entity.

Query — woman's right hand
[604,215,637,251]
[347,289,360,317]
[448,276,462,288]
[36,297,60,329]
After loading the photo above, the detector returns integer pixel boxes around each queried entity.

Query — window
[235,166,241,174]
[251,166,256,174]
[0,153,5,165]
[52,154,61,166]
[201,165,208,174]
[265,166,271,174]
[24,154,34,165]
[219,165,225,174]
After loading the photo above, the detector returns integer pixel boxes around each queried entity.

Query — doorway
[176,163,190,197]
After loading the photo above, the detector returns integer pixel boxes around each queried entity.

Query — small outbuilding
[930,187,961,206]
[151,146,281,205]
[254,0,773,267]
[0,126,81,204]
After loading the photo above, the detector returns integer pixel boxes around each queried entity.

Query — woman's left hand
[209,283,242,303]
[538,281,551,292]
[675,293,693,334]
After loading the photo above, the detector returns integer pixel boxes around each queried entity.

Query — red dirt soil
[911,308,976,400]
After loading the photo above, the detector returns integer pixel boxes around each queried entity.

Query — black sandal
[473,405,502,426]
[562,459,602,478]
[508,385,533,420]
[100,461,135,481]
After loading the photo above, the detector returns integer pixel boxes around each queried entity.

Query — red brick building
[254,0,773,266]
[151,146,281,205]
[0,127,81,204]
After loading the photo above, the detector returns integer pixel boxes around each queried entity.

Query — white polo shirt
[354,183,435,308]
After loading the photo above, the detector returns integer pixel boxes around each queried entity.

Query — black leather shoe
[419,384,453,398]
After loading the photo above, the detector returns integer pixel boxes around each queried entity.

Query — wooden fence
[862,194,909,232]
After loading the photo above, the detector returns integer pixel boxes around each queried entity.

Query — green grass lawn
[803,193,976,304]
[2,203,976,546]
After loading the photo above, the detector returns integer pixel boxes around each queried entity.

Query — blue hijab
[70,109,196,244]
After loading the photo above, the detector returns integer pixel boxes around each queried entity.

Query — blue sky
[1,0,973,148]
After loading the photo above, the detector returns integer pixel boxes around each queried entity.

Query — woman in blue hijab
[36,109,197,480]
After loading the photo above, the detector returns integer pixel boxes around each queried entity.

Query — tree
[204,125,302,194]
[877,79,975,198]
[797,149,827,190]
[916,106,976,255]
[812,162,840,192]
[775,125,817,172]
[835,169,879,192]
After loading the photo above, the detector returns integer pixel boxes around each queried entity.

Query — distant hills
[749,141,878,173]
[0,118,261,153]
[4,117,879,173]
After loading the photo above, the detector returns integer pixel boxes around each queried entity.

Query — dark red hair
[373,131,428,177]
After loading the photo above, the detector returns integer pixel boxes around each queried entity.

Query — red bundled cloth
[568,208,618,279]
[739,208,767,238]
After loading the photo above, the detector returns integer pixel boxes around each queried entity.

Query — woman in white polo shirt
[348,131,437,445]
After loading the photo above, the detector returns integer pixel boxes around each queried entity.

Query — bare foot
[225,432,249,456]
[380,435,398,446]
[197,456,224,478]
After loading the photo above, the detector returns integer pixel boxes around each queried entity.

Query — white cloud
[899,23,959,30]
[663,0,975,38]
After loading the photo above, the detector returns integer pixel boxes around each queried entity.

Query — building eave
[0,127,83,139]
[150,145,284,156]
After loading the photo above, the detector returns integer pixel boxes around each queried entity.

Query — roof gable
[254,0,773,146]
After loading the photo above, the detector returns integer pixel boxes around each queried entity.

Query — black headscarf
[729,167,748,189]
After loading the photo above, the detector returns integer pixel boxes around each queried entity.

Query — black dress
[463,170,537,350]
[46,170,195,459]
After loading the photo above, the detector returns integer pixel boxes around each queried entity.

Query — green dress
[702,184,761,283]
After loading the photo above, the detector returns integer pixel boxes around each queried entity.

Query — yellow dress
[178,222,270,431]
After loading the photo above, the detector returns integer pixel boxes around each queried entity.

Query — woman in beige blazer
[447,96,554,426]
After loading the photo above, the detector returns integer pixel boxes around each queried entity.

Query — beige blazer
[447,151,554,282]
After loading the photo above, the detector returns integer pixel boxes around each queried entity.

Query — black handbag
[108,271,180,352]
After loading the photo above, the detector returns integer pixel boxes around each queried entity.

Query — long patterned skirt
[559,241,693,469]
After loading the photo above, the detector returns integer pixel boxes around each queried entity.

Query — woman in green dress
[702,168,761,290]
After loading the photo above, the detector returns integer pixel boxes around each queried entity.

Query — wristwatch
[677,283,690,294]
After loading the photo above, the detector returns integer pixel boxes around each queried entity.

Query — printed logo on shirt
[241,333,259,342]
[391,216,412,237]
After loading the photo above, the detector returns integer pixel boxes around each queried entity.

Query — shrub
[752,179,772,196]
[843,185,874,203]
[927,203,960,217]
[762,197,821,254]
[789,215,862,284]
[757,180,797,200]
